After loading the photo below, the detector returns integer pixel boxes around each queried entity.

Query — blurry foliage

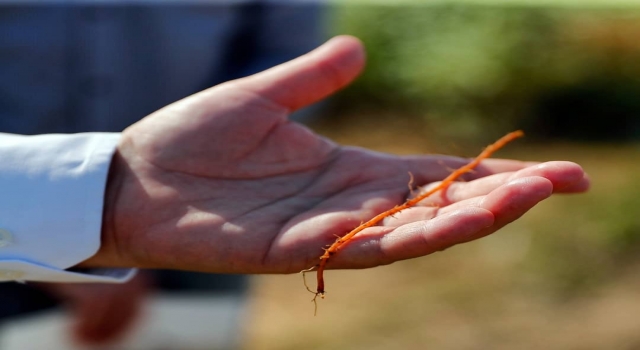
[525,188,640,297]
[330,3,640,142]
[510,145,640,298]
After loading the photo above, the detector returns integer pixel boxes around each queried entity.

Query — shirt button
[0,270,25,281]
[0,229,13,248]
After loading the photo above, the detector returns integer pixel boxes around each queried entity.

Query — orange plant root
[302,130,525,315]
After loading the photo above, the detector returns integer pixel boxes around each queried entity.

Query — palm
[95,36,588,273]
[116,85,421,273]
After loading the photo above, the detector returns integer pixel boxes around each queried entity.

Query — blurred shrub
[514,146,640,297]
[529,194,639,295]
[330,2,640,142]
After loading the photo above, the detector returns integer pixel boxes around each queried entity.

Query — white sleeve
[0,133,135,283]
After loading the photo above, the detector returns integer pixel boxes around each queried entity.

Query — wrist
[79,149,128,268]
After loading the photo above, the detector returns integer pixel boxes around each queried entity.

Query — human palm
[88,36,588,273]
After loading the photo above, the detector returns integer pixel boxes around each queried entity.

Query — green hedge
[331,2,640,141]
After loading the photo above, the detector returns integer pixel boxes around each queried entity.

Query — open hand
[83,36,589,274]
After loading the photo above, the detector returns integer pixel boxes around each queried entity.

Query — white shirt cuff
[0,133,134,283]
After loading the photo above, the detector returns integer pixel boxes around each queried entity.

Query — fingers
[470,176,554,239]
[384,161,587,227]
[332,175,554,268]
[414,161,588,207]
[232,35,366,112]
[404,155,535,185]
[557,172,590,193]
[329,208,495,268]
[377,207,496,263]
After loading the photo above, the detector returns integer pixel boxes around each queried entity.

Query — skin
[79,35,589,275]
[42,273,149,346]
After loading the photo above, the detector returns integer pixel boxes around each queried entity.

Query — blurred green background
[330,0,640,143]
[245,1,640,349]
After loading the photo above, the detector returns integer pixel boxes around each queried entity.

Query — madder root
[301,130,525,315]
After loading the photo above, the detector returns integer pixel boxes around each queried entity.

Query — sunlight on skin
[79,36,588,280]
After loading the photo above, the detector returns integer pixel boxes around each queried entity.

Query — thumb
[232,35,366,112]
